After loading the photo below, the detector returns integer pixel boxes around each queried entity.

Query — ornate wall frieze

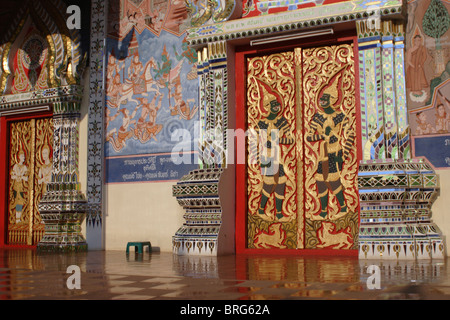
[0,85,83,110]
[186,0,403,46]
[197,41,228,168]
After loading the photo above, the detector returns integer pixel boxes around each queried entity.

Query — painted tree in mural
[422,0,450,50]
[422,0,450,73]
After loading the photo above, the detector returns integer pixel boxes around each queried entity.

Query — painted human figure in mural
[406,34,429,98]
[106,53,126,110]
[146,1,166,33]
[153,45,173,89]
[173,37,198,80]
[415,111,434,135]
[109,106,139,152]
[105,107,120,143]
[255,86,294,220]
[134,93,163,142]
[106,53,124,97]
[11,150,28,223]
[169,75,198,120]
[435,103,449,133]
[127,52,145,95]
[306,76,354,218]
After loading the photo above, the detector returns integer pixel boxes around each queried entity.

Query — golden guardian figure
[306,73,355,218]
[254,86,294,220]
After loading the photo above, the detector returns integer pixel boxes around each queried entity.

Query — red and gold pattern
[247,52,301,249]
[11,35,49,94]
[7,118,53,245]
[302,45,359,249]
[246,44,359,251]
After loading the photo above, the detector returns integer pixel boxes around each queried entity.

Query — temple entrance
[244,44,359,251]
[6,116,53,245]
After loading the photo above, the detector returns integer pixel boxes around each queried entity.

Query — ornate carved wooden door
[246,44,359,251]
[7,117,53,245]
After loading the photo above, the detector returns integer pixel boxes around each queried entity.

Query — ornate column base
[172,168,228,256]
[358,159,445,260]
[37,183,88,253]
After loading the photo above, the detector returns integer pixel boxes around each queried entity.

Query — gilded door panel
[302,45,359,250]
[246,51,302,249]
[246,44,359,251]
[8,120,33,245]
[32,118,53,244]
[7,118,53,245]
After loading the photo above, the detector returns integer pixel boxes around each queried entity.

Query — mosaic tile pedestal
[358,159,445,260]
[172,168,234,256]
[37,183,87,252]
[37,108,88,253]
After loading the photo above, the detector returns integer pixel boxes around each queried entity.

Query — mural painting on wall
[246,45,359,250]
[105,0,199,183]
[407,0,450,168]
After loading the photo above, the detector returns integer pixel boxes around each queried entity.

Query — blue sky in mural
[105,27,198,158]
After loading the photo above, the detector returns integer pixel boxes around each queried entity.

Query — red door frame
[0,108,53,248]
[235,30,362,256]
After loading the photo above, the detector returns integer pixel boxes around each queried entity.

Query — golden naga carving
[186,0,215,27]
[186,0,241,27]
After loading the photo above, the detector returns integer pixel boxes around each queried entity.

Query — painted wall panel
[105,0,199,183]
[407,0,450,169]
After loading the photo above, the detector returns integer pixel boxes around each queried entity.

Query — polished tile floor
[1,248,450,301]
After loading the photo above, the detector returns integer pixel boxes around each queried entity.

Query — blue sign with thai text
[413,135,450,169]
[106,152,198,183]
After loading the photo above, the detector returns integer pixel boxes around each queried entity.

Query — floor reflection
[0,248,449,300]
[359,259,447,288]
[238,256,360,283]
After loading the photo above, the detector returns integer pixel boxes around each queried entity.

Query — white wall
[432,169,450,255]
[104,182,185,252]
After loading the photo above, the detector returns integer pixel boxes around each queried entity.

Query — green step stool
[126,241,152,254]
